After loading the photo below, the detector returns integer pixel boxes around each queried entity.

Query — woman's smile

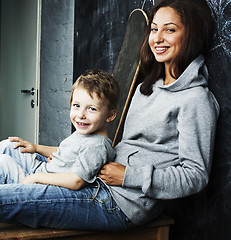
[154,46,170,54]
[149,7,185,65]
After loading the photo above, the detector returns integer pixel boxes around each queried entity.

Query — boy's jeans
[0,139,40,183]
[0,139,131,231]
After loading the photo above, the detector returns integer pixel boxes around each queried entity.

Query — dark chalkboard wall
[73,0,153,79]
[73,1,231,239]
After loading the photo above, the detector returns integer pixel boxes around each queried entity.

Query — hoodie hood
[158,55,208,92]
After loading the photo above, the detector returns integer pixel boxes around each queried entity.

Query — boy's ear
[106,110,117,123]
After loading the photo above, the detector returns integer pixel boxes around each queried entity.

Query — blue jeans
[0,140,131,231]
[0,140,41,183]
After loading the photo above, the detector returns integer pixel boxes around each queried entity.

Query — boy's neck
[93,127,108,138]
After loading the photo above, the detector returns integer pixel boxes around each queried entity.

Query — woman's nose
[154,31,164,43]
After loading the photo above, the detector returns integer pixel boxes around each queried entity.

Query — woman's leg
[0,180,131,231]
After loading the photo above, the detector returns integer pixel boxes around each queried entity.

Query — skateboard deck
[107,9,148,146]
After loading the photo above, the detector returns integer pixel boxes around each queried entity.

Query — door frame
[34,0,42,144]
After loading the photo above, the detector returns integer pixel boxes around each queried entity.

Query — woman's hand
[98,162,126,186]
[8,137,37,153]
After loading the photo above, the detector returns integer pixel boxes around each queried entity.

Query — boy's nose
[77,109,86,119]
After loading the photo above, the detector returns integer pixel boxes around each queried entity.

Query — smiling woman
[140,0,213,95]
[98,0,219,226]
[148,7,185,85]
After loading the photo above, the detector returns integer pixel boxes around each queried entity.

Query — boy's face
[70,86,116,136]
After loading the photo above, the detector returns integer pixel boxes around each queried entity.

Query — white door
[0,0,41,143]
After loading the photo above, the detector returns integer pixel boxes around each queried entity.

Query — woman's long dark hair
[139,0,212,95]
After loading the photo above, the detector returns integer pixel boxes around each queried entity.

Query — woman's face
[149,7,185,65]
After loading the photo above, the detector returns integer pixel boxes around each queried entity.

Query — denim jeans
[0,139,131,231]
[0,139,41,183]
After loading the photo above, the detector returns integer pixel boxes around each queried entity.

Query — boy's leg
[0,181,131,231]
[0,154,28,184]
[0,139,39,173]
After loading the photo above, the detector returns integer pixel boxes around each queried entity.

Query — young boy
[0,69,120,190]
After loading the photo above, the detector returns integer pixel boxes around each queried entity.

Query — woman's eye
[166,28,176,33]
[151,27,158,32]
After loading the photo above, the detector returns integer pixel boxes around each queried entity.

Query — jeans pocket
[90,180,111,206]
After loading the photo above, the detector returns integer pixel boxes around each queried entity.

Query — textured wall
[73,0,153,81]
[39,0,74,146]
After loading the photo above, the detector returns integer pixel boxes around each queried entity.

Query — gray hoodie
[108,55,220,225]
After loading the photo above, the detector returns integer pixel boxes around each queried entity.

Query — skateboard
[107,9,148,146]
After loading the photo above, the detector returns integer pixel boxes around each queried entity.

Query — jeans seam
[88,181,100,202]
[112,207,128,230]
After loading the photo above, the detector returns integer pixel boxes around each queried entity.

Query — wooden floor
[0,215,174,240]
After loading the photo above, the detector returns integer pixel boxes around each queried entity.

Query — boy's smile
[70,86,115,136]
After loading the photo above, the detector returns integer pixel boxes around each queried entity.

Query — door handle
[21,87,35,96]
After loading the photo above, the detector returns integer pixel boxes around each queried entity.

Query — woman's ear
[106,110,117,123]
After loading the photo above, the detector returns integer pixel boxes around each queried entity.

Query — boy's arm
[21,172,85,190]
[9,137,58,157]
[34,145,58,158]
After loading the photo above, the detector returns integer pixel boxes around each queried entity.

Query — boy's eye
[73,103,80,108]
[89,107,97,111]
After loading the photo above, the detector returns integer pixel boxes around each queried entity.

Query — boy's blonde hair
[70,70,120,111]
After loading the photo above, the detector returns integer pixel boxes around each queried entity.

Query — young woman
[0,0,219,230]
[99,0,219,225]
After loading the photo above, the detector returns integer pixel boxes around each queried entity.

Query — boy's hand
[20,174,37,184]
[8,137,37,153]
[47,154,54,163]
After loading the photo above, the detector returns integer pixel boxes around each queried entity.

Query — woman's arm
[21,172,85,190]
[9,137,58,157]
[98,162,125,185]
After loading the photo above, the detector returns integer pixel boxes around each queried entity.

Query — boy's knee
[1,139,14,146]
[0,139,15,153]
[0,153,12,160]
[0,154,24,183]
[0,154,14,166]
[0,153,7,159]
